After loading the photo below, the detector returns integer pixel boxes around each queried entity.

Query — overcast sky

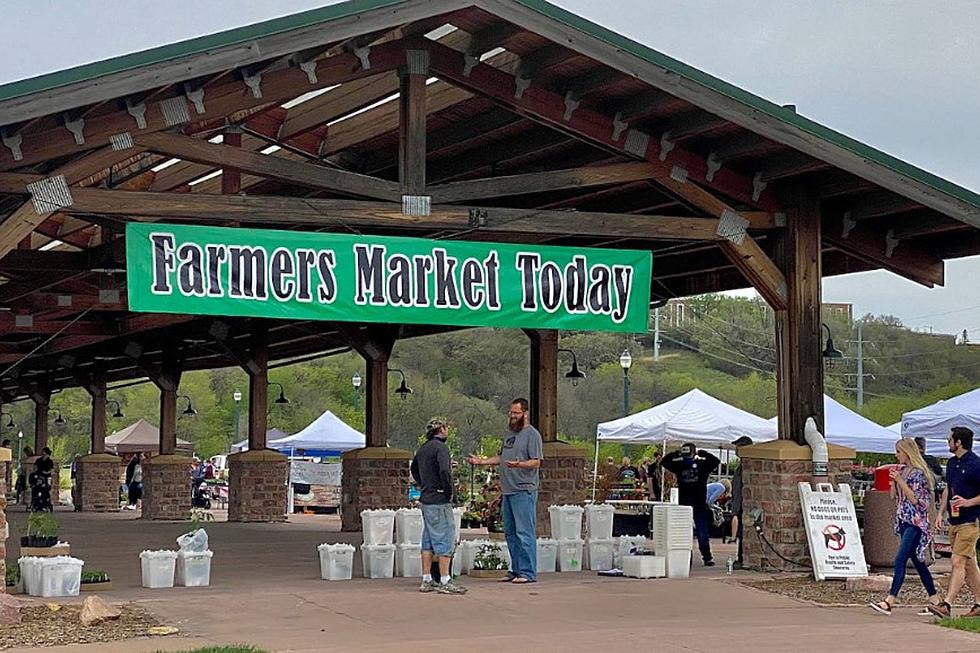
[1,0,978,335]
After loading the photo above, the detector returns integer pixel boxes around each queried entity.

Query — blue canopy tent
[268,410,365,458]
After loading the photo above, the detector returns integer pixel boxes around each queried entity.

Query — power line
[665,323,777,370]
[658,333,775,377]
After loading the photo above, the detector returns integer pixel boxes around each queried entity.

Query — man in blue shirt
[930,427,980,617]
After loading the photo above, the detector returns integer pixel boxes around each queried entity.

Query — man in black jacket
[662,443,721,566]
[411,417,466,595]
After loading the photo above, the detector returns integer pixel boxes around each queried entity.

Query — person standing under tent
[662,443,721,566]
[618,456,639,482]
[930,427,980,618]
[411,417,467,595]
[469,398,543,584]
[870,438,941,614]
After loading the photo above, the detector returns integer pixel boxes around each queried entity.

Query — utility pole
[856,322,864,409]
[653,307,661,362]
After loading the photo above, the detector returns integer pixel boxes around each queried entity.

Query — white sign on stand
[799,482,868,581]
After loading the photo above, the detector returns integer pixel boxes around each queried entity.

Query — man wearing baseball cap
[411,417,466,595]
[662,442,721,566]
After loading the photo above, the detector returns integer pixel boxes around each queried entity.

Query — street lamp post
[351,372,362,410]
[619,349,633,417]
[233,390,242,444]
[17,430,23,467]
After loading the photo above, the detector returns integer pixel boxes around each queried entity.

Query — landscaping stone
[80,595,121,626]
[845,574,893,592]
[0,594,24,625]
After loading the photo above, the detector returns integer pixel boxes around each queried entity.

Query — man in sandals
[468,398,543,584]
[930,427,980,617]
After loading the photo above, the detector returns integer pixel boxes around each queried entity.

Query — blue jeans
[694,510,713,563]
[503,491,537,581]
[890,523,936,598]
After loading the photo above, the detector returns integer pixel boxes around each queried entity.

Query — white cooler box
[548,505,584,540]
[585,504,615,540]
[140,550,178,589]
[395,544,423,578]
[395,508,423,545]
[361,509,396,545]
[176,550,213,587]
[361,544,395,579]
[585,539,615,571]
[623,555,666,579]
[318,543,355,581]
[536,538,558,573]
[557,539,584,572]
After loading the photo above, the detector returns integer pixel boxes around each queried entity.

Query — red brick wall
[75,454,121,512]
[141,455,192,521]
[341,452,411,532]
[228,452,287,522]
[537,447,589,537]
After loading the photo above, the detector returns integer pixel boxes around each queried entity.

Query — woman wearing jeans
[870,438,942,615]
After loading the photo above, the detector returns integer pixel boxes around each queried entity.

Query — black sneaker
[704,559,715,567]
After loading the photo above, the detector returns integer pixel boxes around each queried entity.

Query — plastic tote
[652,505,694,555]
[585,539,615,572]
[361,544,395,579]
[666,549,692,578]
[395,508,424,546]
[615,536,649,568]
[140,550,178,589]
[39,557,84,598]
[548,505,584,540]
[18,557,44,596]
[318,543,355,581]
[453,507,464,543]
[557,539,584,572]
[395,543,422,578]
[623,555,666,579]
[360,509,396,545]
[585,504,615,540]
[176,550,213,587]
[536,538,558,573]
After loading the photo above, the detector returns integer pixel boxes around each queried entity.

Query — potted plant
[469,543,509,579]
[80,569,112,591]
[483,496,504,539]
[21,512,59,547]
[5,565,19,590]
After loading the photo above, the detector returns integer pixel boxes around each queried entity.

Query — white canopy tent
[901,387,980,458]
[231,428,288,453]
[769,395,899,454]
[269,410,365,456]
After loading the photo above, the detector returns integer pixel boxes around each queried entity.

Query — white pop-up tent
[901,387,980,458]
[269,410,365,457]
[231,428,288,453]
[769,395,899,454]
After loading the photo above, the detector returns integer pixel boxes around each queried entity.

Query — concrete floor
[5,507,980,653]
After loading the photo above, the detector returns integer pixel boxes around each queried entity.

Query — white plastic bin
[652,504,694,555]
[498,541,511,568]
[395,543,423,578]
[460,539,490,574]
[19,557,43,597]
[536,538,558,573]
[453,507,464,544]
[395,508,424,546]
[39,556,83,598]
[451,551,462,576]
[361,544,395,579]
[585,539,615,571]
[317,543,355,581]
[585,504,615,540]
[557,539,584,572]
[175,550,213,587]
[623,555,666,579]
[140,550,178,589]
[361,509,396,545]
[666,549,691,578]
[548,505,584,540]
[615,536,649,568]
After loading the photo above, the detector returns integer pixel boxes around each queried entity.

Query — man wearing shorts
[411,417,466,595]
[930,427,980,617]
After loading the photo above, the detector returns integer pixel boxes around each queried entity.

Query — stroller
[192,481,212,509]
[29,471,53,512]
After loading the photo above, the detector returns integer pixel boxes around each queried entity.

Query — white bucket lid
[360,509,396,516]
[318,543,356,551]
[140,550,179,559]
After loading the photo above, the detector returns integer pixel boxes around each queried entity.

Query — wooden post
[247,333,269,451]
[221,125,242,195]
[525,329,558,441]
[34,394,50,452]
[365,356,389,448]
[774,190,825,443]
[155,361,181,455]
[87,368,107,454]
[398,52,427,195]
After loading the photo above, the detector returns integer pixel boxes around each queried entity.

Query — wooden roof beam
[823,214,943,287]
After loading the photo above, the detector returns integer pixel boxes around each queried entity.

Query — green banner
[126,222,652,333]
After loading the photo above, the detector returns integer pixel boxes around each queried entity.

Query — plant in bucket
[470,543,510,579]
[21,511,59,547]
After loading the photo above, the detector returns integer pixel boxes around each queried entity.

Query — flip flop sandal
[498,574,518,583]
[511,577,536,584]
[869,600,893,615]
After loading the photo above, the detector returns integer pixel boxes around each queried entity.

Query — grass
[938,617,980,634]
[153,648,269,653]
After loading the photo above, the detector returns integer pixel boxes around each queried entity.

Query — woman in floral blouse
[871,438,941,614]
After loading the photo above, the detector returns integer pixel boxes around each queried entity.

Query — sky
[1,0,978,335]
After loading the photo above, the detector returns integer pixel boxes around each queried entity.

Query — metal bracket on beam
[57,295,72,308]
[885,229,900,258]
[98,289,120,304]
[659,132,675,161]
[611,112,628,142]
[26,175,73,214]
[402,195,431,216]
[669,165,688,184]
[299,60,318,84]
[563,91,580,121]
[841,212,857,239]
[242,71,263,99]
[184,84,206,114]
[353,45,372,71]
[717,209,750,245]
[64,115,85,145]
[623,129,650,158]
[1,130,23,161]
[468,208,488,228]
[774,212,787,227]
[463,53,479,77]
[109,132,134,151]
[14,314,33,329]
[406,50,430,76]
[125,99,147,129]
[706,152,722,182]
[514,74,531,100]
[752,172,768,202]
[159,96,191,127]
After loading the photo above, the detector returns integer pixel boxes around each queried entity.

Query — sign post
[799,482,868,580]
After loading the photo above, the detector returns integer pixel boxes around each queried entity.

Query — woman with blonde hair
[870,437,941,614]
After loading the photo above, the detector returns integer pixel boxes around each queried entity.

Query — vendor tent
[105,419,194,456]
[231,428,287,453]
[769,395,899,454]
[596,389,777,448]
[901,387,980,458]
[269,410,365,457]
[886,422,902,433]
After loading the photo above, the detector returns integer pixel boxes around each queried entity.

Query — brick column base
[341,447,412,532]
[141,454,193,520]
[228,449,288,522]
[537,441,589,537]
[75,453,121,512]
[740,440,854,571]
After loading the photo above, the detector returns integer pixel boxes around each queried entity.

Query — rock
[845,574,893,592]
[79,595,122,626]
[0,594,25,625]
[147,626,180,636]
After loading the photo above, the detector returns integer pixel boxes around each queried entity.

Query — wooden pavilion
[0,0,976,554]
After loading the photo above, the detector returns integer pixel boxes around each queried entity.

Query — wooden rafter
[823,215,943,287]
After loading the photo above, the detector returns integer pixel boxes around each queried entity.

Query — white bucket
[557,539,584,572]
[39,556,83,598]
[395,543,422,578]
[395,508,424,546]
[360,509,396,545]
[318,543,355,581]
[548,505,584,540]
[140,550,178,589]
[176,550,213,587]
[666,549,692,578]
[361,544,395,579]
[585,504,615,540]
[585,539,615,571]
[453,507,464,544]
[536,538,558,573]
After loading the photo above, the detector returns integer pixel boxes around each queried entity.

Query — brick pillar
[537,441,589,536]
[228,449,288,522]
[740,440,854,571]
[341,447,412,532]
[141,454,193,520]
[75,453,121,512]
